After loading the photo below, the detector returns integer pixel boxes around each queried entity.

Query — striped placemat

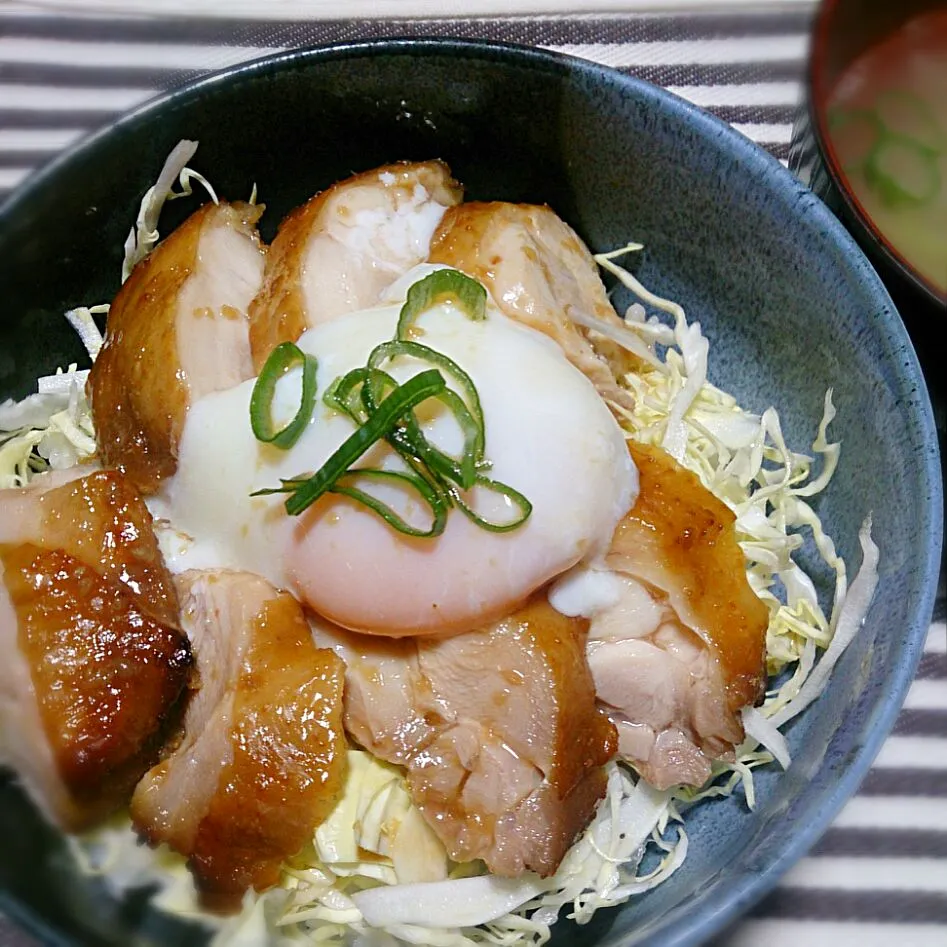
[0,7,812,198]
[1,6,945,947]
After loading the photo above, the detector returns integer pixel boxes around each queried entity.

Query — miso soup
[827,9,947,297]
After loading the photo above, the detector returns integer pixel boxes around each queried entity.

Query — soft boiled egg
[160,266,638,636]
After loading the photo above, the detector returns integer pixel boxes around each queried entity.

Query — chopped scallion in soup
[827,10,947,295]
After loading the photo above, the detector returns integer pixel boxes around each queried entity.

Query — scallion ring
[874,90,944,155]
[324,367,373,425]
[250,342,318,449]
[396,388,481,490]
[396,268,487,339]
[251,466,449,537]
[282,369,448,516]
[368,339,485,462]
[329,468,449,538]
[327,365,479,493]
[356,365,481,491]
[865,133,940,207]
[449,475,533,533]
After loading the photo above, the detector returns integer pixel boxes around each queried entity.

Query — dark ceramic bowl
[789,0,946,316]
[0,38,942,947]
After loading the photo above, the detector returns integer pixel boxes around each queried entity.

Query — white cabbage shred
[0,365,96,487]
[4,145,880,947]
[122,138,218,282]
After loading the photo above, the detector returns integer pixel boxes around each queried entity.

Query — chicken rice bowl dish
[0,142,879,947]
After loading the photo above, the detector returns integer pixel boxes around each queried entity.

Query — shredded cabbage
[122,139,218,282]
[64,304,109,362]
[196,759,684,947]
[0,366,96,487]
[2,145,880,947]
[597,249,878,807]
[315,750,449,886]
[0,300,105,486]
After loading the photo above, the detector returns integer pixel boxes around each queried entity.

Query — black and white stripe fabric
[0,7,811,198]
[1,5,945,947]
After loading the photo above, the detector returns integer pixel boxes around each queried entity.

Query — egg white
[162,272,638,635]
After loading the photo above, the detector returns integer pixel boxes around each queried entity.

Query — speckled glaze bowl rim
[806,0,946,307]
[0,35,942,947]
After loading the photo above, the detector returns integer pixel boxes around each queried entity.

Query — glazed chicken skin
[0,470,191,830]
[428,201,637,413]
[248,160,462,369]
[587,441,769,789]
[609,443,769,711]
[131,570,347,912]
[316,595,617,877]
[88,200,265,494]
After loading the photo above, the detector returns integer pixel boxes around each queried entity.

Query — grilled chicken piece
[428,202,636,412]
[591,442,768,789]
[585,577,742,789]
[248,160,462,369]
[88,201,265,494]
[0,470,190,830]
[0,468,180,625]
[316,595,617,877]
[608,443,769,710]
[131,570,347,912]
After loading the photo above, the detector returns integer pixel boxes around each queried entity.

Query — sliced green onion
[250,476,312,498]
[368,339,485,461]
[251,269,532,539]
[865,134,940,207]
[282,369,447,516]
[324,367,374,425]
[449,475,533,533]
[874,90,944,155]
[827,107,882,171]
[327,364,479,491]
[361,379,481,492]
[330,468,449,538]
[418,387,481,490]
[358,366,399,419]
[396,268,487,339]
[250,342,318,449]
